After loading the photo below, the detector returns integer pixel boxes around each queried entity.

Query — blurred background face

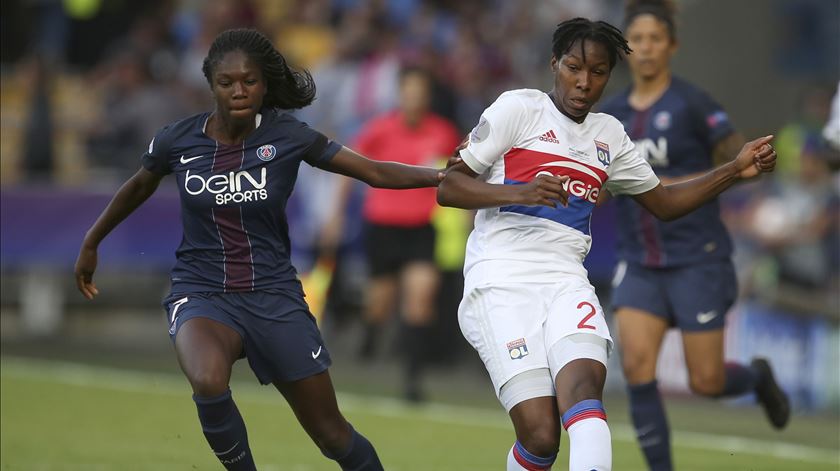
[626,14,677,81]
[399,71,431,116]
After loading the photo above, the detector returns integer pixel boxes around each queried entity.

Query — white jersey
[459,89,659,289]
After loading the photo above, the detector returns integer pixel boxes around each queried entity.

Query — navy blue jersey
[142,110,341,293]
[600,77,735,267]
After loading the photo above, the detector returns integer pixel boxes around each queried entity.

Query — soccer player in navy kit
[74,29,443,471]
[599,1,790,469]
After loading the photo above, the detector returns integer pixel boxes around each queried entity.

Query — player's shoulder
[157,112,207,138]
[489,89,548,121]
[496,88,546,106]
[669,76,718,106]
[586,111,627,135]
[149,112,208,154]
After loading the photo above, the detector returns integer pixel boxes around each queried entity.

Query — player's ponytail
[202,29,316,110]
[624,0,677,39]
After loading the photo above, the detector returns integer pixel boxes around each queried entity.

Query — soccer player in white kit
[437,18,778,471]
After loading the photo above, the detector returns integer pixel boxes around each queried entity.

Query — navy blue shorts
[163,287,331,384]
[611,260,737,331]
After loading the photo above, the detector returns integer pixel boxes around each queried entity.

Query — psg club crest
[257,144,277,162]
[507,338,529,360]
[594,140,611,167]
[654,111,672,131]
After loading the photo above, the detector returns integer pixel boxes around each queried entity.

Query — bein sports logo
[535,160,605,204]
[507,338,529,360]
[184,167,268,205]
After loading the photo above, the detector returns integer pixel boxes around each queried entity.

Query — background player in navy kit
[74,29,444,471]
[599,1,790,469]
[439,18,778,471]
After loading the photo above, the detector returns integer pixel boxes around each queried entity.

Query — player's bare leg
[507,396,560,470]
[359,275,398,359]
[176,318,255,470]
[400,261,440,401]
[616,308,671,471]
[275,371,383,470]
[682,330,790,429]
[555,357,610,471]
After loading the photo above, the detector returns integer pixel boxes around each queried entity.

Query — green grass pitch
[1,358,837,470]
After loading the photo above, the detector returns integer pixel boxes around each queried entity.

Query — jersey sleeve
[605,133,661,195]
[297,122,342,168]
[141,125,174,175]
[459,92,528,174]
[686,87,735,147]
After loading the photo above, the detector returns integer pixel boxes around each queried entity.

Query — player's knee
[518,420,561,457]
[558,379,602,408]
[620,347,657,383]
[311,420,352,455]
[188,369,230,396]
[688,369,725,396]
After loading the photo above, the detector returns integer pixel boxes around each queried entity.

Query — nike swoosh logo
[180,154,204,164]
[214,441,239,456]
[311,346,323,359]
[696,310,718,324]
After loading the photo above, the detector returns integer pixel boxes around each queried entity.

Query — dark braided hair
[552,18,632,70]
[625,0,677,40]
[202,29,316,110]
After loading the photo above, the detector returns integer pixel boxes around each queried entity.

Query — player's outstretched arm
[323,146,443,189]
[75,167,164,299]
[633,135,776,221]
[437,162,570,210]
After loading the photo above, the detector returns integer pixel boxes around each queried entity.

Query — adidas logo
[539,130,560,144]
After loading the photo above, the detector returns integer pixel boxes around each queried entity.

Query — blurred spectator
[85,49,187,179]
[323,66,460,402]
[739,142,839,296]
[823,81,840,152]
[774,85,835,177]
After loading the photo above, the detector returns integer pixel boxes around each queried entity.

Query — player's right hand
[518,174,570,208]
[74,246,100,300]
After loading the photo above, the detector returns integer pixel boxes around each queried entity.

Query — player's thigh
[400,260,440,324]
[274,371,350,449]
[615,307,669,384]
[611,261,670,322]
[554,357,607,414]
[458,284,550,401]
[544,282,613,379]
[508,393,561,454]
[224,290,332,385]
[174,315,243,395]
[682,328,726,395]
[666,260,737,332]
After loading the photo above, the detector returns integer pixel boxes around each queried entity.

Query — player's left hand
[446,136,469,169]
[734,135,776,179]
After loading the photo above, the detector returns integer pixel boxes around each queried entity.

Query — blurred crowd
[0,0,837,332]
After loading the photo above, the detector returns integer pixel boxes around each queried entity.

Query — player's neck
[629,72,671,110]
[401,109,426,128]
[206,111,258,145]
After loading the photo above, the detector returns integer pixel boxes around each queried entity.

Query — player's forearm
[367,161,441,189]
[82,171,161,248]
[653,162,740,221]
[437,171,523,209]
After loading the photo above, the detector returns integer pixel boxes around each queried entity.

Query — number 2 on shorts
[577,301,597,330]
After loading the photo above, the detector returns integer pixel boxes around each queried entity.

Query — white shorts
[458,280,613,407]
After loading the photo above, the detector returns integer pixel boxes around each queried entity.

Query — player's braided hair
[625,0,677,39]
[202,28,316,110]
[552,18,632,70]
